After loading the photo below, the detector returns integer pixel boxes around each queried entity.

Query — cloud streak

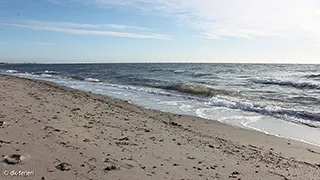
[20,20,152,30]
[0,20,171,40]
[51,0,320,39]
[31,42,54,45]
[102,24,151,30]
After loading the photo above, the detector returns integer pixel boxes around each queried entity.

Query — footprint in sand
[0,121,7,127]
[1,154,30,165]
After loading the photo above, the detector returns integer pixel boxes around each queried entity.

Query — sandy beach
[0,74,320,180]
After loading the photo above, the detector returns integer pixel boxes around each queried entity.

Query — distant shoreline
[1,74,320,179]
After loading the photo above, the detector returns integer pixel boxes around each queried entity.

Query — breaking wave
[253,78,320,90]
[84,78,101,82]
[68,76,102,83]
[173,70,186,74]
[33,70,60,75]
[5,70,18,73]
[192,72,213,77]
[207,96,320,127]
[306,74,320,79]
[43,70,59,75]
[160,83,231,96]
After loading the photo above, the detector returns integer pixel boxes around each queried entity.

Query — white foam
[102,83,172,96]
[179,105,194,112]
[44,70,58,74]
[196,107,320,147]
[40,74,55,78]
[158,101,179,106]
[174,70,185,73]
[85,78,100,82]
[5,70,18,73]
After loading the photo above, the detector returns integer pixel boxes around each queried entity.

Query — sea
[1,63,320,146]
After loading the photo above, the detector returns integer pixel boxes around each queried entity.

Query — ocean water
[1,63,320,146]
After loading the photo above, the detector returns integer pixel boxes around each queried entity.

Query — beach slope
[0,75,320,180]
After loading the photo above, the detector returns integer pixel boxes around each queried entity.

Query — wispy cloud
[50,0,320,40]
[0,42,6,45]
[31,42,54,45]
[102,24,151,30]
[0,20,171,40]
[21,20,101,29]
[18,20,153,31]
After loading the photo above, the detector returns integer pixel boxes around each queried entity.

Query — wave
[43,70,60,75]
[5,70,18,73]
[160,83,231,96]
[289,96,319,103]
[2,71,59,81]
[171,70,214,78]
[4,70,102,84]
[253,78,320,90]
[103,83,172,96]
[149,68,164,72]
[68,75,102,83]
[173,70,186,74]
[84,78,101,82]
[207,96,320,126]
[69,76,85,81]
[192,72,213,77]
[3,69,63,79]
[32,71,59,76]
[306,74,320,79]
[114,74,135,79]
[238,75,250,78]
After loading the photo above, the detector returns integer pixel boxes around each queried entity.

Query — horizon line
[1,62,319,65]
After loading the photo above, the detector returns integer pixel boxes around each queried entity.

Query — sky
[0,0,320,64]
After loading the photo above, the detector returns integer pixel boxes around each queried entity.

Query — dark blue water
[1,63,320,146]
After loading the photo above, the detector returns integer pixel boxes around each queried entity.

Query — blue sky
[0,0,320,63]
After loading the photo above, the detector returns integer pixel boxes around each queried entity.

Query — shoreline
[6,72,320,149]
[1,74,320,179]
[4,73,320,148]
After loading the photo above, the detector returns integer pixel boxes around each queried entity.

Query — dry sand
[0,74,320,180]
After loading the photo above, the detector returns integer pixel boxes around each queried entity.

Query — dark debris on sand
[55,162,72,171]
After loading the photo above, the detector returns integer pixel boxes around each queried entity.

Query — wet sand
[0,74,320,180]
